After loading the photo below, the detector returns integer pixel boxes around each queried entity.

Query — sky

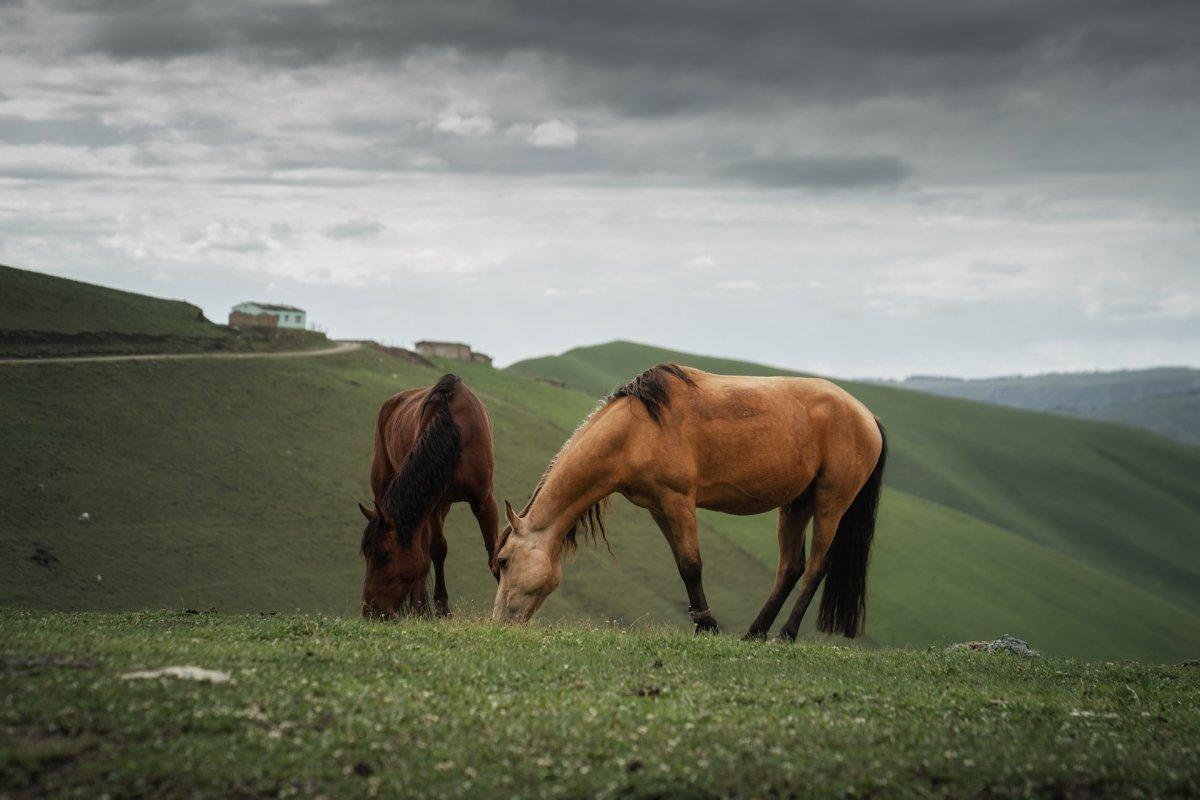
[1,0,1198,378]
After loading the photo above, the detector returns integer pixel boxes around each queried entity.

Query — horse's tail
[383,374,462,548]
[817,420,887,638]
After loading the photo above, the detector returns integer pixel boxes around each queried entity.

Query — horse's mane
[361,374,461,557]
[607,363,697,424]
[503,363,697,558]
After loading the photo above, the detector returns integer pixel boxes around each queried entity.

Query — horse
[492,363,886,641]
[359,373,499,618]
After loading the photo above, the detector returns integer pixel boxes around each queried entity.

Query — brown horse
[359,373,499,618]
[492,364,886,640]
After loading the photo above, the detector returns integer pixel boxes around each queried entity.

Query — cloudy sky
[2,0,1198,377]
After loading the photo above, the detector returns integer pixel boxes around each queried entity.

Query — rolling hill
[3,270,1200,661]
[509,340,1200,659]
[893,368,1200,447]
[0,263,326,358]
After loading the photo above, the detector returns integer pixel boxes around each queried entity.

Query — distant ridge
[889,368,1200,446]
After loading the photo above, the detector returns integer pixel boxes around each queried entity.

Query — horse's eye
[374,551,389,564]
[497,556,509,570]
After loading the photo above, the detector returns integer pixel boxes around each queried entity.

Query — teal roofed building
[229,302,307,330]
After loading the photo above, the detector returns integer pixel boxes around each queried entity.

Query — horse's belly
[695,474,807,515]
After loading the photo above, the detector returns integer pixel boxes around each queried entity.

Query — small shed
[230,302,307,330]
[415,340,493,366]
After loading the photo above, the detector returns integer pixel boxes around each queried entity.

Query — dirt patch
[29,545,60,572]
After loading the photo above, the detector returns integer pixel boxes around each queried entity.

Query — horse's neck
[527,426,619,540]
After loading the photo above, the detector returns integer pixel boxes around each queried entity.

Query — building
[229,302,307,330]
[415,340,493,367]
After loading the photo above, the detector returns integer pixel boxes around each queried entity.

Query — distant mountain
[889,368,1200,446]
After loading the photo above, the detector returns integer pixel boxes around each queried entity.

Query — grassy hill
[508,340,1200,659]
[893,368,1200,446]
[3,611,1198,799]
[0,346,773,636]
[0,264,326,357]
[1,335,1198,661]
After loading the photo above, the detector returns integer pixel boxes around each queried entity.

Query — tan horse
[492,364,886,640]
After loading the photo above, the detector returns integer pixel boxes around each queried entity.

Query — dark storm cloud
[50,0,1200,111]
[718,156,911,189]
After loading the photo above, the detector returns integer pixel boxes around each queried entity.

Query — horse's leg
[743,497,812,640]
[777,503,844,642]
[470,492,500,581]
[430,506,451,617]
[410,575,431,618]
[650,500,719,635]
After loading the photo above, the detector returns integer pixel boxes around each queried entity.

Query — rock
[948,634,1040,658]
[78,512,91,523]
[120,666,232,683]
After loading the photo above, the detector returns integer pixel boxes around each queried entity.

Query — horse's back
[649,369,880,512]
[373,379,494,501]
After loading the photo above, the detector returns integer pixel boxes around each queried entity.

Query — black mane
[607,363,696,424]
[361,373,461,557]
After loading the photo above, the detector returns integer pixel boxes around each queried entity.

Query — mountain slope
[3,343,1198,658]
[508,340,1200,653]
[894,368,1200,446]
[0,263,325,357]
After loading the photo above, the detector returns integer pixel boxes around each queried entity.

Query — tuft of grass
[0,610,1197,799]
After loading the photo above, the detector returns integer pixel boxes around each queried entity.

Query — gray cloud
[44,1,1200,106]
[0,0,1197,376]
[323,218,385,240]
[718,156,911,189]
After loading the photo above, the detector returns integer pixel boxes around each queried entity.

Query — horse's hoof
[776,631,797,643]
[742,630,767,642]
[435,603,452,619]
[693,618,720,636]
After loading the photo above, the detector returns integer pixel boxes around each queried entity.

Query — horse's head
[491,500,561,623]
[358,502,429,618]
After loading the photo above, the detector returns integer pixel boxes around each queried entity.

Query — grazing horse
[359,374,499,618]
[492,364,886,640]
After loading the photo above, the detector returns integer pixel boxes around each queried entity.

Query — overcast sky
[2,0,1198,377]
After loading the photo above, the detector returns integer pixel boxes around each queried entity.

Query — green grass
[5,341,1200,661]
[0,264,327,357]
[1,611,1197,799]
[896,368,1200,447]
[0,347,773,635]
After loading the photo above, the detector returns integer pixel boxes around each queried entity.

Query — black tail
[817,421,887,638]
[382,374,462,548]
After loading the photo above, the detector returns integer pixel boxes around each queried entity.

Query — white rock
[120,666,232,684]
[78,512,91,523]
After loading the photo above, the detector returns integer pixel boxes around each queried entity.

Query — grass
[4,341,1200,661]
[0,264,328,357]
[1,610,1197,799]
[0,347,773,634]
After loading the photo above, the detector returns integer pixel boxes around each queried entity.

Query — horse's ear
[504,499,520,530]
[358,502,376,522]
[373,500,387,521]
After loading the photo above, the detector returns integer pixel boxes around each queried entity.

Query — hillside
[3,611,1197,799]
[893,368,1200,446]
[0,264,326,357]
[0,347,773,635]
[4,338,1200,660]
[508,340,1200,658]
